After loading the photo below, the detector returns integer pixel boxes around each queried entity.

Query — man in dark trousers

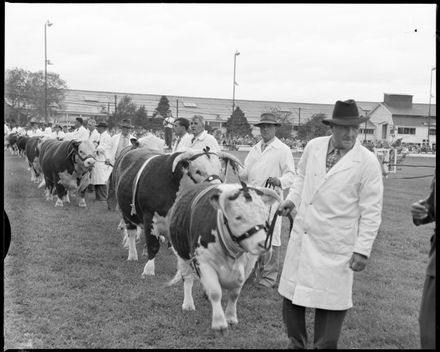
[411,171,436,349]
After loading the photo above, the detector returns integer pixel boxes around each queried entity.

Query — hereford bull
[167,182,281,332]
[113,147,242,277]
[24,136,44,183]
[39,139,96,207]
[16,135,29,158]
[5,133,20,155]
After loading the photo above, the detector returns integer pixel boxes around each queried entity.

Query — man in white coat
[239,112,296,288]
[91,121,113,201]
[111,119,134,165]
[189,115,220,152]
[277,99,383,349]
[67,117,90,142]
[171,117,193,152]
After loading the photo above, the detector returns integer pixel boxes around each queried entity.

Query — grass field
[3,150,436,349]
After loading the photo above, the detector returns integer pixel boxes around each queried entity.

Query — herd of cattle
[5,131,282,333]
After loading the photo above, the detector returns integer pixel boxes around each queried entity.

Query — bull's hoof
[127,255,138,261]
[213,326,229,336]
[226,317,238,326]
[78,199,87,208]
[182,302,195,311]
[55,200,63,207]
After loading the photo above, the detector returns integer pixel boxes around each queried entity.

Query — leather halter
[185,147,223,184]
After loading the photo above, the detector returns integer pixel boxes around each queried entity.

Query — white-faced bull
[25,136,44,184]
[113,147,242,278]
[167,182,281,332]
[39,139,96,207]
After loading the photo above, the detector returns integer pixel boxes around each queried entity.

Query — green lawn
[4,151,435,349]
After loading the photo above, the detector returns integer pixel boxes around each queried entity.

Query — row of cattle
[6,133,282,334]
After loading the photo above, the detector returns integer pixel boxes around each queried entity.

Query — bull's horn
[216,151,243,172]
[253,186,282,203]
[171,150,197,172]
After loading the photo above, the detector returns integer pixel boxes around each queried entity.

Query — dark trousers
[164,128,173,149]
[283,298,348,349]
[419,275,436,349]
[94,184,108,201]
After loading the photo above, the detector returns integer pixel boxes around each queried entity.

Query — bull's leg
[29,163,36,182]
[141,213,160,278]
[77,190,86,208]
[54,182,65,207]
[198,263,228,332]
[179,257,196,311]
[224,287,242,326]
[125,221,138,261]
[62,191,70,204]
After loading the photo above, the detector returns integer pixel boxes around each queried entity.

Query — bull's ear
[71,140,80,151]
[257,187,282,205]
[131,139,140,148]
[209,192,221,210]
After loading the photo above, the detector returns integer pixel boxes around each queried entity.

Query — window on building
[429,128,436,136]
[397,127,416,135]
[182,102,198,108]
[360,128,374,134]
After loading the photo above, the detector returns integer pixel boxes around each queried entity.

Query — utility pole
[232,50,240,115]
[176,99,179,118]
[298,107,301,128]
[114,95,117,113]
[427,67,436,148]
[108,102,110,118]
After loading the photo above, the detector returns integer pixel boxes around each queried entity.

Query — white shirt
[89,129,101,148]
[67,125,90,142]
[27,128,43,137]
[4,124,11,135]
[44,127,52,136]
[51,130,66,141]
[190,130,220,152]
[172,132,194,152]
[163,116,175,129]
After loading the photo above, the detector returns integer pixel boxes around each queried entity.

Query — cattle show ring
[4,144,435,349]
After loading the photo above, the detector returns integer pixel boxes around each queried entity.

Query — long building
[51,89,435,148]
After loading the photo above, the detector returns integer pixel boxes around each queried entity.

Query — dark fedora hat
[119,119,133,128]
[322,99,369,126]
[53,124,62,129]
[254,112,281,127]
[96,121,108,128]
[76,117,84,124]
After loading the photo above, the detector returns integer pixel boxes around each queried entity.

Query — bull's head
[130,135,165,152]
[71,140,96,171]
[209,183,281,256]
[171,148,243,184]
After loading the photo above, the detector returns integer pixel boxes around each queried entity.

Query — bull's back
[169,183,218,260]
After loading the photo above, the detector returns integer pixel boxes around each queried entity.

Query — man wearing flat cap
[277,99,384,349]
[66,117,90,142]
[239,112,296,288]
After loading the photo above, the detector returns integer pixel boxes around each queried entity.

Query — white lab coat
[278,136,383,310]
[89,129,100,148]
[27,128,43,137]
[91,130,113,185]
[241,137,296,246]
[67,125,89,142]
[172,132,194,152]
[190,130,220,152]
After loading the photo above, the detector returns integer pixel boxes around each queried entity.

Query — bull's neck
[216,210,244,260]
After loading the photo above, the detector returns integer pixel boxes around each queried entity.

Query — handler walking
[91,122,113,201]
[277,99,384,349]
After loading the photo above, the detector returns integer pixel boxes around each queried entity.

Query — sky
[4,3,437,104]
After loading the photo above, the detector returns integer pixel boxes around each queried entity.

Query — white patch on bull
[141,259,155,277]
[55,197,63,207]
[58,170,79,191]
[77,171,91,193]
[38,179,46,189]
[126,229,138,261]
[78,197,86,208]
[62,193,70,203]
[117,219,126,232]
[152,212,168,242]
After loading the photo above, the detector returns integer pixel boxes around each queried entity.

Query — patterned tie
[326,148,341,172]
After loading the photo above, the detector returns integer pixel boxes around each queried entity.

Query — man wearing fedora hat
[277,99,384,349]
[90,121,113,201]
[239,112,296,288]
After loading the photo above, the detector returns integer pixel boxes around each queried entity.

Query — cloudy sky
[5,3,436,104]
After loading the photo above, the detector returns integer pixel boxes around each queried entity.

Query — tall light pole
[44,20,53,123]
[232,50,240,115]
[427,66,436,148]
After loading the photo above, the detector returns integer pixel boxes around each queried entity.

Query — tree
[133,105,148,128]
[153,96,170,118]
[5,67,68,124]
[108,95,137,128]
[297,113,330,142]
[225,106,252,137]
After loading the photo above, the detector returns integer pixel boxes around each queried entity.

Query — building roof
[393,116,436,127]
[383,103,436,117]
[59,89,380,124]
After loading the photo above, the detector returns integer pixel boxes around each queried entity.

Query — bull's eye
[235,216,242,221]
[195,170,202,175]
